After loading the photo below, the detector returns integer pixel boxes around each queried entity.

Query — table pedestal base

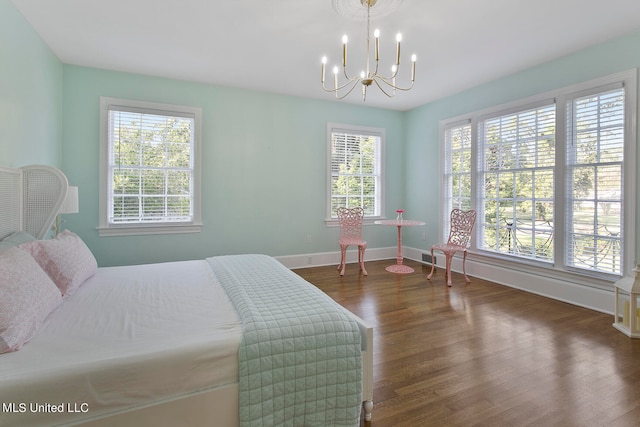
[385,264,415,274]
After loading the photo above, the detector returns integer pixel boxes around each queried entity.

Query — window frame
[326,122,385,225]
[439,70,637,284]
[98,97,203,236]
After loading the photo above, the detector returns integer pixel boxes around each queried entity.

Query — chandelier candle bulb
[392,65,397,93]
[321,56,327,83]
[395,33,401,65]
[411,54,416,81]
[333,66,339,91]
[374,29,380,61]
[342,35,348,66]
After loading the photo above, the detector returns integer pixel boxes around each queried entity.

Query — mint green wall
[0,0,62,167]
[403,31,640,261]
[61,66,405,266]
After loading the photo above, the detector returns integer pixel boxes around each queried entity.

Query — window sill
[325,217,385,227]
[97,223,202,237]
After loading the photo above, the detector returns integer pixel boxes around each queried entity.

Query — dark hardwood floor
[294,259,640,427]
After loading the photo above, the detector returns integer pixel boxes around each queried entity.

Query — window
[442,121,472,240]
[478,102,556,262]
[566,88,625,275]
[441,71,636,280]
[99,97,202,236]
[327,123,384,221]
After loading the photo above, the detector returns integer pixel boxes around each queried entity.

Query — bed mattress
[0,260,243,427]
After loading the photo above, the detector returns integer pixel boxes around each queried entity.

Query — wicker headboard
[0,165,68,240]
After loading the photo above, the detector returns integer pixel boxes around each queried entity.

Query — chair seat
[431,243,465,255]
[339,238,366,246]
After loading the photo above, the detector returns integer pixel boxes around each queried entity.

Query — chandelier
[321,0,416,101]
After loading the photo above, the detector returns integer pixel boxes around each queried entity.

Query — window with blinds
[478,103,556,262]
[566,88,624,275]
[99,98,202,236]
[328,123,383,219]
[442,122,472,240]
[439,71,635,280]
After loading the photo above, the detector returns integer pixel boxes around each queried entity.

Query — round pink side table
[374,219,425,273]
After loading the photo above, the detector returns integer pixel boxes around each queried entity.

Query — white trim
[324,217,386,227]
[97,223,202,237]
[278,246,396,270]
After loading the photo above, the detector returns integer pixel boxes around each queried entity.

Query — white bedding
[0,260,243,427]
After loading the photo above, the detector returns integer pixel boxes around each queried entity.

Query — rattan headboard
[0,165,68,240]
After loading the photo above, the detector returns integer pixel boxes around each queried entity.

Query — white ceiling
[11,0,640,111]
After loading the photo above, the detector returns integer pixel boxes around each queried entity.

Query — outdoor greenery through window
[442,72,635,279]
[479,103,556,262]
[328,123,383,219]
[443,122,472,234]
[99,98,202,236]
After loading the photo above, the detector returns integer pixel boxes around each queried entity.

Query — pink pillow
[20,230,97,297]
[0,247,63,353]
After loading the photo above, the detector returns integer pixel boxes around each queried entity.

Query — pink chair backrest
[337,207,365,240]
[447,209,476,247]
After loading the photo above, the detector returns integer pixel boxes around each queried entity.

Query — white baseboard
[277,246,615,316]
[402,247,614,315]
[276,247,396,270]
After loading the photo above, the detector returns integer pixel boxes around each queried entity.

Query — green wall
[0,0,62,167]
[61,66,405,266]
[402,31,640,262]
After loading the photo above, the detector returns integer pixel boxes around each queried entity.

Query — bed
[0,165,374,427]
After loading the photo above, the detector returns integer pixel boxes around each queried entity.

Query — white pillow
[0,247,63,354]
[20,230,98,297]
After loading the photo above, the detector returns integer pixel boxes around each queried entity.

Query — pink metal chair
[427,209,476,287]
[337,207,368,276]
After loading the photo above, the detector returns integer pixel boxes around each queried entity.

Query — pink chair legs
[338,244,368,276]
[427,247,470,287]
[338,245,347,276]
[427,247,438,281]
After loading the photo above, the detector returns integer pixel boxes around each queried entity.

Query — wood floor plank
[294,259,640,426]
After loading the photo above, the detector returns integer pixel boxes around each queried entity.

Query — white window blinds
[478,103,556,262]
[443,122,472,241]
[440,71,634,281]
[108,108,195,225]
[566,87,624,275]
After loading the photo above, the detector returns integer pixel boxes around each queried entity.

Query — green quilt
[208,254,362,427]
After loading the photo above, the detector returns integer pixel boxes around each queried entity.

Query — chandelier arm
[334,79,363,99]
[372,60,380,78]
[342,65,355,81]
[372,78,395,98]
[374,66,399,82]
[322,76,360,93]
[375,75,415,91]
